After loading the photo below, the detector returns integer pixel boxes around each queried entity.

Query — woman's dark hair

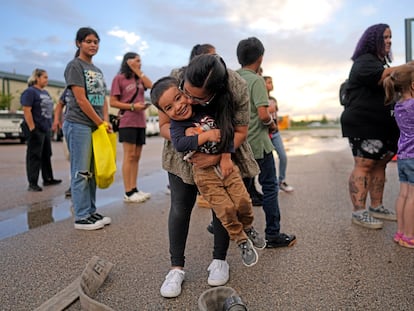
[184,54,235,153]
[189,44,215,62]
[351,23,392,62]
[120,52,139,79]
[236,37,265,66]
[150,76,179,111]
[74,27,100,58]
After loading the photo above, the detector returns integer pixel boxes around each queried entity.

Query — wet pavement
[2,128,414,310]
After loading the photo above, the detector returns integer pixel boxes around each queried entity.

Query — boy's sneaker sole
[239,239,258,267]
[245,227,266,249]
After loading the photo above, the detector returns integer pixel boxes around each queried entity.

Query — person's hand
[185,127,202,136]
[269,120,278,134]
[134,102,148,111]
[99,121,113,133]
[220,157,234,179]
[189,153,220,168]
[52,120,60,132]
[105,122,113,133]
[126,59,142,76]
[207,129,221,142]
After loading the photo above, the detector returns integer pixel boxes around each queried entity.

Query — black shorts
[348,137,395,160]
[118,127,146,145]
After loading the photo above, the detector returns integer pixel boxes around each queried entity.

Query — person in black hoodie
[341,23,405,229]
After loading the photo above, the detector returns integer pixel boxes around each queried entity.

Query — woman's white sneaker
[160,269,185,298]
[207,259,229,286]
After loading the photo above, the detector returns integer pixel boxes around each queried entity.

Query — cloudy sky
[1,0,413,120]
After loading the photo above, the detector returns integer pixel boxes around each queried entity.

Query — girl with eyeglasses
[152,54,260,298]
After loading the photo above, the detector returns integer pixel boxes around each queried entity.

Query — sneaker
[43,179,62,186]
[160,269,185,298]
[65,187,71,198]
[28,184,42,192]
[394,232,403,243]
[279,181,294,192]
[399,235,414,249]
[91,213,111,226]
[352,211,383,229]
[207,259,229,286]
[74,215,105,230]
[245,227,266,249]
[138,190,151,200]
[368,206,397,221]
[207,221,214,234]
[238,239,258,267]
[123,192,147,203]
[266,233,297,248]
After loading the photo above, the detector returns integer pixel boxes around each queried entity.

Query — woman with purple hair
[340,23,403,229]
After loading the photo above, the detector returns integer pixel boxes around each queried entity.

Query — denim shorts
[397,158,414,184]
[119,127,146,145]
[348,137,396,160]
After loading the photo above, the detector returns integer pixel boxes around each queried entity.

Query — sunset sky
[1,0,412,120]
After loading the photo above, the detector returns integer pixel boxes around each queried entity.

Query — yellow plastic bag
[92,123,117,189]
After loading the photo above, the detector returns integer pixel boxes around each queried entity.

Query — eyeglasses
[178,80,215,106]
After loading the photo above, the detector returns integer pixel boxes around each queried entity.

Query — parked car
[146,116,160,136]
[0,110,26,143]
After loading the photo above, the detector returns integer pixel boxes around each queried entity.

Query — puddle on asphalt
[0,170,169,240]
[282,128,348,156]
[0,129,346,240]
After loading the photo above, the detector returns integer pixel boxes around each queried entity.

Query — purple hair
[351,23,392,62]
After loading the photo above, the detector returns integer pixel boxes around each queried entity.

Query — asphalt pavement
[1,130,414,311]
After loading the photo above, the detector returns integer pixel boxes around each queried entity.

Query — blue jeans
[63,121,96,221]
[256,152,281,237]
[271,131,287,183]
[168,172,229,267]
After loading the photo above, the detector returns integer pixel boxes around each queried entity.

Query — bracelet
[130,103,135,111]
[140,73,145,79]
[262,118,273,126]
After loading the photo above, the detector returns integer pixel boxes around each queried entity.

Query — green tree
[0,93,13,110]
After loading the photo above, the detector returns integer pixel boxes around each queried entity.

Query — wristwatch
[130,103,135,111]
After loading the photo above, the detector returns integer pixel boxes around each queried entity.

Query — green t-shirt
[237,68,274,159]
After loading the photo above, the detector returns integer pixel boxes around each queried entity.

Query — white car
[146,116,160,136]
[0,110,26,143]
